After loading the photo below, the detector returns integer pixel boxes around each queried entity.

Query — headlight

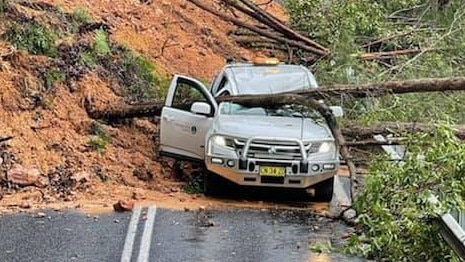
[210,135,234,149]
[318,142,335,153]
[212,136,226,147]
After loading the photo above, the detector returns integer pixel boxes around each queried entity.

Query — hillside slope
[0,0,290,213]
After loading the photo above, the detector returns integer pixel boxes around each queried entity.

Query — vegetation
[344,123,464,261]
[0,2,169,102]
[71,7,92,24]
[285,0,465,125]
[3,22,57,57]
[283,1,465,260]
[88,122,111,152]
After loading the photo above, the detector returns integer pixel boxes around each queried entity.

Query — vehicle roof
[222,62,318,95]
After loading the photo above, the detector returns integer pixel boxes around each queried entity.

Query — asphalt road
[0,177,366,262]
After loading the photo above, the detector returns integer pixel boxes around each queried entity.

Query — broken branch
[186,0,328,56]
[0,136,13,143]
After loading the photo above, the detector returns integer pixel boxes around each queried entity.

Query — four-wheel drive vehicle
[159,58,342,202]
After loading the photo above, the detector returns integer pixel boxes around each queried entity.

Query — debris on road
[35,212,46,218]
[113,200,135,212]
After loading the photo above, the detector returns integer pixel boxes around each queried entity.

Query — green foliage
[93,29,111,56]
[44,68,65,89]
[88,122,111,152]
[71,7,92,24]
[344,123,465,261]
[310,240,333,254]
[116,49,169,102]
[183,174,204,194]
[284,0,384,46]
[285,0,465,125]
[3,22,57,57]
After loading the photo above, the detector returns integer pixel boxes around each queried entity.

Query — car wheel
[203,171,220,196]
[203,171,236,196]
[311,177,334,202]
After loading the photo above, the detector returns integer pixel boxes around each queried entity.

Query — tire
[203,171,221,196]
[203,171,236,196]
[311,177,334,202]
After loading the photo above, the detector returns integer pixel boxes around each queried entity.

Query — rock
[19,200,32,209]
[35,212,46,218]
[198,206,206,212]
[71,171,92,183]
[184,207,191,212]
[7,164,48,188]
[113,200,135,212]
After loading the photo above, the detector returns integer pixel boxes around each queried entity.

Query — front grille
[235,139,316,160]
[260,176,285,184]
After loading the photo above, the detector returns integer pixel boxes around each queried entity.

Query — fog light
[311,164,320,172]
[292,164,298,174]
[227,160,235,167]
[248,162,255,172]
[323,163,335,170]
[212,158,223,164]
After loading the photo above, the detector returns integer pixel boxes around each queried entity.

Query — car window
[171,81,208,112]
[220,102,324,121]
[230,66,317,94]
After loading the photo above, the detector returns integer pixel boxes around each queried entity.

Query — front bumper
[206,156,338,189]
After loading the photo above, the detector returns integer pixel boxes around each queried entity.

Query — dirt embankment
[0,0,301,214]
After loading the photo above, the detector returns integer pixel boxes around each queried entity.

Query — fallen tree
[85,101,164,121]
[85,77,465,120]
[342,121,465,140]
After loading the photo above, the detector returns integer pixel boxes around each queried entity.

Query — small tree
[345,122,465,261]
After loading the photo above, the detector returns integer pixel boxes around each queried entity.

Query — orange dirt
[0,0,329,215]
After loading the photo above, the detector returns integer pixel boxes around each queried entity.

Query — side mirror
[329,106,344,117]
[191,102,212,116]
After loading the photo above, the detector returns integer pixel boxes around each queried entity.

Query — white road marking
[120,206,142,262]
[137,206,157,262]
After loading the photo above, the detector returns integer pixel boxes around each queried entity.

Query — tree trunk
[342,121,465,140]
[85,102,164,121]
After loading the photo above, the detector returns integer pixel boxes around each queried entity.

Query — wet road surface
[0,177,367,262]
[0,207,365,262]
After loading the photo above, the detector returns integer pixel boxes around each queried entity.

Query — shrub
[3,22,57,57]
[71,7,92,24]
[88,122,111,152]
[93,29,111,56]
[344,123,465,261]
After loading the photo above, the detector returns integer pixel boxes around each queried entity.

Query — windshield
[230,65,317,94]
[220,102,324,121]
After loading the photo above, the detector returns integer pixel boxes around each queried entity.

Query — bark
[87,77,465,121]
[342,122,465,140]
[85,102,164,121]
[343,139,404,147]
[358,48,437,60]
[186,0,328,57]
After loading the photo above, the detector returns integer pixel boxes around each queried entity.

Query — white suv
[160,58,341,201]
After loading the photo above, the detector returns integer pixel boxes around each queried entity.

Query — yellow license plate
[259,166,286,177]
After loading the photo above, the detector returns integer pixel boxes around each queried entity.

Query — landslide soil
[0,0,325,215]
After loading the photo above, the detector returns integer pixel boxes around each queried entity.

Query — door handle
[163,116,174,122]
